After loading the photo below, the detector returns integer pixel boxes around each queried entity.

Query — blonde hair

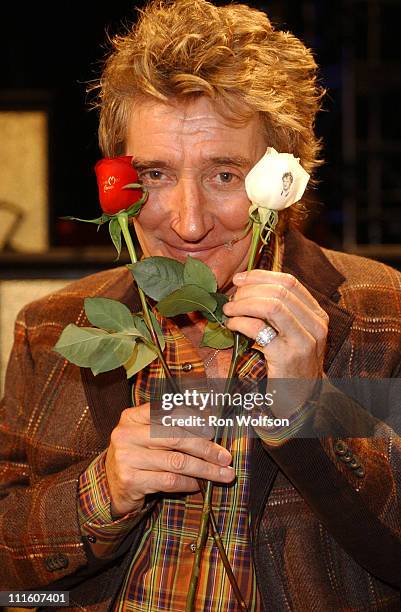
[92,0,325,221]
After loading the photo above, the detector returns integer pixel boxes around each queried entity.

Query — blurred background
[0,0,400,392]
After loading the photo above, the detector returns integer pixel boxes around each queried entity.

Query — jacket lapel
[81,367,131,447]
[281,228,355,373]
[81,274,140,447]
[249,229,355,525]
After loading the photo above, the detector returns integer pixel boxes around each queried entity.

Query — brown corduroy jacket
[1,229,401,611]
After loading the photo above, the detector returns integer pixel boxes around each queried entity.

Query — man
[281,172,294,198]
[1,0,401,610]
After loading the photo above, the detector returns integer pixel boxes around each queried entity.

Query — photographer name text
[161,414,289,428]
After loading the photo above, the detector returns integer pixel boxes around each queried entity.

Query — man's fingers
[108,403,235,515]
[113,414,233,466]
[130,469,201,497]
[147,424,232,465]
[225,298,306,343]
[120,402,151,425]
[233,270,328,320]
[124,447,235,483]
[231,282,327,323]
[224,295,327,342]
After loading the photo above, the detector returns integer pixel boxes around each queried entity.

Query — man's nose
[169,178,213,242]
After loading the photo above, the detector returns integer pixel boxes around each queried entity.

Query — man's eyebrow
[133,158,173,169]
[133,156,253,168]
[206,156,252,168]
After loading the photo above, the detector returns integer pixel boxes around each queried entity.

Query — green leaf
[131,315,151,340]
[54,325,112,367]
[200,322,234,349]
[121,183,143,189]
[128,257,184,300]
[109,218,122,259]
[150,312,166,350]
[124,199,143,217]
[183,256,217,293]
[89,333,136,375]
[124,341,158,378]
[124,193,148,218]
[60,214,109,225]
[54,324,137,374]
[213,293,229,322]
[84,297,140,333]
[132,313,166,350]
[157,285,217,317]
[200,293,229,323]
[238,333,250,356]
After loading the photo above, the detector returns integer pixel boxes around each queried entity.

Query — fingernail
[233,272,247,283]
[220,466,235,478]
[218,449,231,465]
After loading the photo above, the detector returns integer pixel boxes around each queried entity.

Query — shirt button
[87,535,97,544]
[189,542,197,553]
[44,553,69,572]
[334,440,348,456]
[340,450,353,463]
[182,362,193,372]
[349,457,361,469]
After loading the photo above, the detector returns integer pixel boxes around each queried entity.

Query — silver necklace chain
[203,348,220,369]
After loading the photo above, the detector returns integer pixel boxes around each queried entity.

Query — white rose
[245,147,310,212]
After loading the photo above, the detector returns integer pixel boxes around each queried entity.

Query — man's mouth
[163,242,223,258]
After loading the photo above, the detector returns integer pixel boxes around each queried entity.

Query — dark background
[1,0,400,261]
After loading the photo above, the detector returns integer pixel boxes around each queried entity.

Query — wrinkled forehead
[130,94,259,130]
[125,95,267,163]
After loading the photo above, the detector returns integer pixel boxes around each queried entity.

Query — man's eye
[218,172,235,183]
[137,169,166,184]
[142,170,163,181]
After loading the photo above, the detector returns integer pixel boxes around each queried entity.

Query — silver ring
[255,325,277,347]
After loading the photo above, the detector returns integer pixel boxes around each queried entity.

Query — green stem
[247,220,261,272]
[118,213,177,391]
[185,492,211,612]
[187,219,272,610]
[214,332,241,443]
[187,332,245,611]
[119,213,242,608]
[198,481,248,611]
[186,336,246,611]
[227,333,241,384]
[188,472,248,611]
[186,224,262,611]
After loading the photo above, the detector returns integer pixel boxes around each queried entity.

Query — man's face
[125,97,267,290]
[283,175,291,191]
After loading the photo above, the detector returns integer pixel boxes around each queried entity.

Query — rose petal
[94,157,144,215]
[245,147,310,211]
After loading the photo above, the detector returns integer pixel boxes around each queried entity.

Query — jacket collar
[249,228,355,524]
[281,227,345,299]
[281,228,354,372]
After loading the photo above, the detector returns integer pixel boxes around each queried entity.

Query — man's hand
[223,270,329,413]
[105,403,234,518]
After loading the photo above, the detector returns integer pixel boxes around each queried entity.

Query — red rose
[95,156,143,215]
